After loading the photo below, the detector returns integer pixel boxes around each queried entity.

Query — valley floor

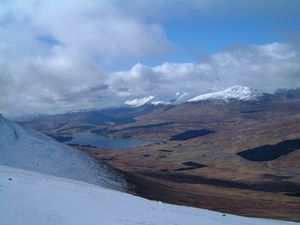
[82,145,300,222]
[20,99,300,222]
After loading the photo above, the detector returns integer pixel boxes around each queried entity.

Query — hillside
[0,115,126,190]
[1,165,297,225]
[19,92,300,221]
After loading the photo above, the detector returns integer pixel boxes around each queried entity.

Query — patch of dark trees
[237,139,300,162]
[121,122,173,131]
[170,129,215,141]
[158,149,173,153]
[67,143,97,148]
[144,173,300,194]
[286,192,300,197]
[240,109,264,114]
[174,161,207,171]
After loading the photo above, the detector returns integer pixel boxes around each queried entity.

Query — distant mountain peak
[125,95,155,107]
[151,100,171,106]
[188,85,264,103]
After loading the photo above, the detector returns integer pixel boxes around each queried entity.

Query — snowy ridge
[188,86,264,103]
[125,96,174,107]
[151,100,172,105]
[0,115,126,191]
[125,95,155,107]
[125,87,264,107]
[1,165,297,225]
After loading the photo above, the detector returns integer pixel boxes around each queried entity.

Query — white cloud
[0,0,171,117]
[1,40,300,117]
[109,42,300,99]
[0,1,300,118]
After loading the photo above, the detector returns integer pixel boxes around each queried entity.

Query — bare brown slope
[81,100,300,221]
[23,99,300,221]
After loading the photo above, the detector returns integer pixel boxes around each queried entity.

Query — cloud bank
[0,1,300,117]
[110,42,300,99]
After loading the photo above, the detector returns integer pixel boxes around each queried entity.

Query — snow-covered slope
[1,165,297,225]
[0,115,126,191]
[151,100,172,105]
[125,96,173,107]
[188,86,264,103]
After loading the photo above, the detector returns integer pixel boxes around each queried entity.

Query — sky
[0,0,300,117]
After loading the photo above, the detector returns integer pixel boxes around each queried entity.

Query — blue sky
[141,4,300,67]
[165,18,293,55]
[1,0,300,117]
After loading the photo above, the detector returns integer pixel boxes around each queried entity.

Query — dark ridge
[143,173,300,193]
[174,161,207,171]
[182,161,206,167]
[170,129,215,141]
[80,144,98,148]
[68,143,79,146]
[174,167,204,171]
[237,139,300,162]
[262,174,292,180]
[108,122,173,134]
[174,168,194,171]
[118,122,173,131]
[286,192,300,197]
[68,143,97,148]
[240,109,264,114]
[158,149,173,152]
[58,125,94,132]
[49,135,73,142]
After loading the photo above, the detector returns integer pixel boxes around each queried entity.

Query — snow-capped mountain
[125,95,156,107]
[188,86,265,103]
[151,100,172,105]
[125,87,266,108]
[125,95,173,107]
[0,115,126,191]
[1,165,296,225]
[125,93,187,107]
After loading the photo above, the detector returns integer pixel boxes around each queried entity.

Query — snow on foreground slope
[189,86,264,102]
[0,115,126,191]
[1,166,298,225]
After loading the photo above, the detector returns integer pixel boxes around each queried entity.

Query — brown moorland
[22,99,300,221]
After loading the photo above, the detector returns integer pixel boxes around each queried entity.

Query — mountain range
[123,86,300,108]
[13,86,300,222]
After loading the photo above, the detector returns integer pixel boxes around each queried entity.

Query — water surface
[65,135,153,149]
